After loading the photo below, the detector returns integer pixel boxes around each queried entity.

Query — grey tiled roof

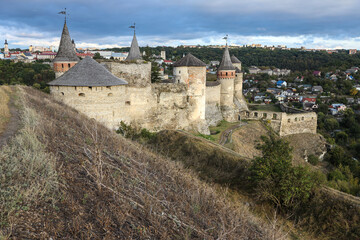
[218,44,235,71]
[53,22,79,62]
[125,33,142,61]
[235,67,242,73]
[231,55,241,63]
[48,57,128,86]
[173,53,206,67]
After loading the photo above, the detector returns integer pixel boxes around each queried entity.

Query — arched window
[273,114,277,120]
[226,72,228,76]
[254,112,258,117]
[302,117,304,120]
[79,93,85,97]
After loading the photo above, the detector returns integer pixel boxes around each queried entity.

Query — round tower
[4,39,9,57]
[217,44,236,109]
[173,53,207,121]
[231,55,243,100]
[53,20,79,78]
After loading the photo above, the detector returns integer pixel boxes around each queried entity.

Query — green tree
[324,117,339,131]
[93,52,102,59]
[151,62,161,83]
[249,135,317,209]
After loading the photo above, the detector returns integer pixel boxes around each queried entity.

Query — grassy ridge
[0,86,11,134]
[0,86,283,239]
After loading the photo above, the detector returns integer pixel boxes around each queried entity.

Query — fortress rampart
[240,110,317,137]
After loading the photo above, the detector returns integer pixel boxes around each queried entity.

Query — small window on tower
[226,72,228,76]
[61,63,64,68]
[68,63,71,68]
[125,101,131,105]
[79,93,85,97]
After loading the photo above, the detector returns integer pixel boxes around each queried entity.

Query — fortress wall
[279,112,317,137]
[206,84,221,104]
[239,110,317,136]
[50,83,209,134]
[50,85,127,129]
[205,84,222,126]
[234,72,243,100]
[101,61,151,87]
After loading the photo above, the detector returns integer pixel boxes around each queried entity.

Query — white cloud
[2,22,360,50]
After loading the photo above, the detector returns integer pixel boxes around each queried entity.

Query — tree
[324,117,339,131]
[93,52,102,59]
[151,62,161,83]
[249,135,317,209]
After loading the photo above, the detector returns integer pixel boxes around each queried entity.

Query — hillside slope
[0,86,282,239]
[231,121,327,165]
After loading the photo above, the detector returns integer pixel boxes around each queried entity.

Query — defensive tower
[53,19,79,78]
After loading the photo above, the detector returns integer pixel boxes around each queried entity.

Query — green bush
[308,154,319,165]
[249,135,318,209]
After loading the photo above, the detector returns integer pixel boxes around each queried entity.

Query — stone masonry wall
[240,110,317,137]
[101,61,151,87]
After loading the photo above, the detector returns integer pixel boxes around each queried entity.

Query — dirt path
[0,87,21,148]
[219,122,247,145]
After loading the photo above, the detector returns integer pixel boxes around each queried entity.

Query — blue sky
[1,0,360,49]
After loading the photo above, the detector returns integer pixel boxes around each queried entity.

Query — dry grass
[0,92,59,238]
[231,121,268,159]
[0,86,11,134]
[0,86,287,239]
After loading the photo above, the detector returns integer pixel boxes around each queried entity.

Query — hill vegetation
[105,46,360,72]
[0,86,283,239]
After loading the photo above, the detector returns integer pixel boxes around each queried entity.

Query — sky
[1,0,360,50]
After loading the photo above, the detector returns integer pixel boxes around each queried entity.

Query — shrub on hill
[249,135,321,209]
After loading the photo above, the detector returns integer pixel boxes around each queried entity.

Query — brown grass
[0,86,286,239]
[0,86,11,134]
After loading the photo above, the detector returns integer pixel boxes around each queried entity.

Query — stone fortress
[48,20,317,137]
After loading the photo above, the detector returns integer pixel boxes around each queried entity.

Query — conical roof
[231,55,241,63]
[125,33,142,61]
[218,44,235,71]
[53,21,79,62]
[48,57,128,86]
[173,53,206,67]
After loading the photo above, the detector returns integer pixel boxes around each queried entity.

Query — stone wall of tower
[54,61,78,78]
[102,61,151,87]
[218,70,235,108]
[232,62,243,100]
[234,72,243,100]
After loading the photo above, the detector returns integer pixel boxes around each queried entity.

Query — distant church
[48,19,316,136]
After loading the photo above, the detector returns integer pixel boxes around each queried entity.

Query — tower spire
[125,23,142,61]
[218,40,235,71]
